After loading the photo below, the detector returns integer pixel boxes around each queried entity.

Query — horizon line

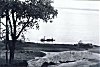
[55,7,99,11]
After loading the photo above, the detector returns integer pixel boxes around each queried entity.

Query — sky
[1,0,100,45]
[21,0,100,45]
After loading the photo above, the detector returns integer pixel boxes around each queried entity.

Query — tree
[0,0,58,64]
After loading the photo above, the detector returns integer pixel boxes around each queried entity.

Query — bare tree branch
[1,22,6,27]
[16,17,30,39]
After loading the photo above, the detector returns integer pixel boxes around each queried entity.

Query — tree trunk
[5,42,9,64]
[9,9,17,64]
[9,39,16,64]
[6,9,9,64]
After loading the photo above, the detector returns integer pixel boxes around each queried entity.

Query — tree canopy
[0,0,58,40]
[0,0,58,64]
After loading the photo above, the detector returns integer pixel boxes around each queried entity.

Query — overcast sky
[19,0,100,45]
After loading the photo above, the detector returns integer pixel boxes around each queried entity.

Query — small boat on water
[40,36,55,42]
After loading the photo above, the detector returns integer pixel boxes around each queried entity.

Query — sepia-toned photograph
[0,0,99,67]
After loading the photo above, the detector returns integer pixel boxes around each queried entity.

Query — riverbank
[28,50,100,67]
[0,41,99,67]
